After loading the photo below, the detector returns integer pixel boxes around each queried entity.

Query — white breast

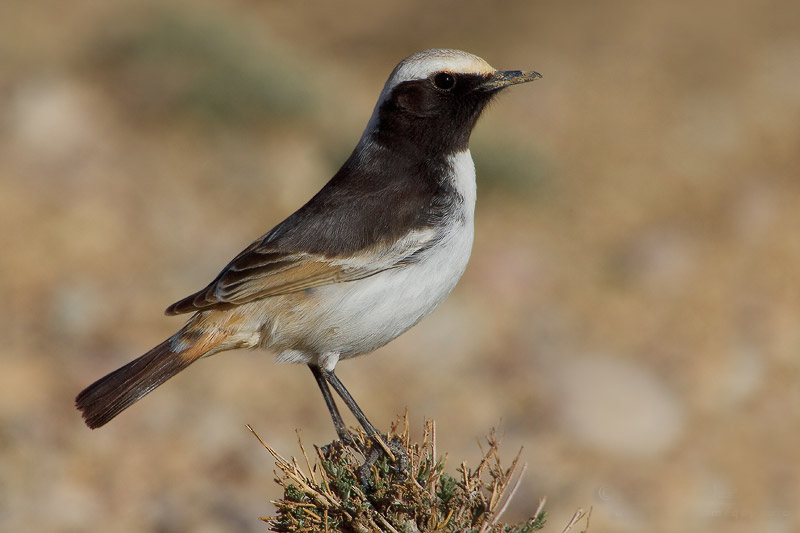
[270,150,476,367]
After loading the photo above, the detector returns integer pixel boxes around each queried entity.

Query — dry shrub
[249,415,590,533]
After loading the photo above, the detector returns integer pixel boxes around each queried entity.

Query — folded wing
[165,228,438,315]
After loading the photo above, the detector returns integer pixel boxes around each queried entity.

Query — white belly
[305,219,472,358]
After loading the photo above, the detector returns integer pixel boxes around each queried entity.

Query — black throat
[371,73,497,157]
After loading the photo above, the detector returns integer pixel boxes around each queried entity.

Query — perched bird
[76,49,540,460]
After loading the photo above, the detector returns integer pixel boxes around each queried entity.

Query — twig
[374,513,401,533]
[488,461,528,529]
[561,508,588,532]
[296,429,316,486]
[533,497,547,521]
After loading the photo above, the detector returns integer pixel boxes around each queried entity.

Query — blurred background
[2,0,799,531]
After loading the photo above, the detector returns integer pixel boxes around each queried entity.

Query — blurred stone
[553,354,684,457]
[710,343,765,409]
[8,77,98,165]
[48,281,108,340]
[48,484,100,531]
[615,228,697,291]
[0,355,53,419]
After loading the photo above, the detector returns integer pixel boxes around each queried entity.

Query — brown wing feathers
[165,251,354,315]
[164,232,436,316]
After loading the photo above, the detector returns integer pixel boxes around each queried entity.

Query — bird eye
[432,72,456,91]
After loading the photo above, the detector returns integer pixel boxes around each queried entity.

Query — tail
[76,326,226,429]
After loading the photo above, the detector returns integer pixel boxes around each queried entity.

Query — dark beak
[480,70,542,91]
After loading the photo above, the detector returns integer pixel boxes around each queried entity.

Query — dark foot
[319,439,344,461]
[320,430,365,459]
[358,435,409,485]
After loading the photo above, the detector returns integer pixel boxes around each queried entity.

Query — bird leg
[312,365,409,480]
[309,365,362,452]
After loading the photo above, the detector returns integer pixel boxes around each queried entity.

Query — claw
[357,434,409,485]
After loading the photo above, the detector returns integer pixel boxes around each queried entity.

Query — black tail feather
[75,339,196,429]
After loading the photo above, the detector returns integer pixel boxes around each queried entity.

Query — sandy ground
[2,1,799,531]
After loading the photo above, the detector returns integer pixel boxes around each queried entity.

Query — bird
[76,49,540,463]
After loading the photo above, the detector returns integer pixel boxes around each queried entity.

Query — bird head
[362,49,541,155]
